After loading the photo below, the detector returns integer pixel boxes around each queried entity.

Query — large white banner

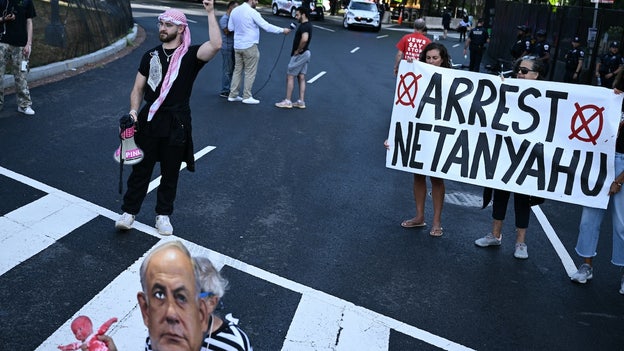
[386,60,624,209]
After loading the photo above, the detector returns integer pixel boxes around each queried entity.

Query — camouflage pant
[0,43,33,109]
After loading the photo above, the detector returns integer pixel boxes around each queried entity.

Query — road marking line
[351,47,360,53]
[377,34,389,39]
[0,194,98,275]
[532,205,578,276]
[313,25,335,32]
[148,145,216,193]
[307,71,326,84]
[1,161,471,350]
[284,293,390,350]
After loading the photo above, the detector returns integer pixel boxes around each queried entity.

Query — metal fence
[485,1,623,84]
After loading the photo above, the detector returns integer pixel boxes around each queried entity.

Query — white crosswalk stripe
[1,165,474,350]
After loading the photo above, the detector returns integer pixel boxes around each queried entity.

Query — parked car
[272,0,300,18]
[272,0,325,20]
[343,0,381,32]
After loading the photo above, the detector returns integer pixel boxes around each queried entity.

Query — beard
[159,31,177,43]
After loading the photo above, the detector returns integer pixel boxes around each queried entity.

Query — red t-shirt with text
[396,33,431,61]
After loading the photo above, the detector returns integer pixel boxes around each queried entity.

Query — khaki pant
[229,44,260,100]
[0,43,33,109]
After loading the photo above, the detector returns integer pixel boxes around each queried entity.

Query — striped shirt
[145,320,252,351]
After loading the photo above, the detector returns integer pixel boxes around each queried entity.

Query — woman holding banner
[474,56,544,259]
[570,70,624,294]
[386,42,451,237]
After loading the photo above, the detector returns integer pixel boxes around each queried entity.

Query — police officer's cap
[536,29,546,36]
[517,25,528,32]
[610,41,619,48]
[572,36,580,43]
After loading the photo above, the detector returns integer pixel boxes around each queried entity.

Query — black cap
[517,25,528,32]
[572,36,580,43]
[536,29,546,36]
[610,41,619,48]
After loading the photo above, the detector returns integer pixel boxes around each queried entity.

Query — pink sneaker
[275,99,292,108]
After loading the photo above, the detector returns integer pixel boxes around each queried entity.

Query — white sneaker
[292,100,306,109]
[570,263,593,284]
[115,212,135,230]
[242,97,260,104]
[475,233,502,247]
[514,242,529,259]
[228,96,243,102]
[17,106,35,115]
[155,215,173,235]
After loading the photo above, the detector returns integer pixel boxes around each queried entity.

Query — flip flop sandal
[401,219,427,228]
[429,227,444,237]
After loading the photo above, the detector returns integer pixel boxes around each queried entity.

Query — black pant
[469,47,484,72]
[491,189,531,229]
[563,70,579,83]
[122,134,185,216]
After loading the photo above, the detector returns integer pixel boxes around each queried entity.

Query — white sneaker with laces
[155,215,173,235]
[514,242,529,259]
[475,233,502,247]
[115,212,135,230]
[292,100,306,109]
[228,96,243,102]
[242,97,260,104]
[18,106,35,115]
[570,263,593,284]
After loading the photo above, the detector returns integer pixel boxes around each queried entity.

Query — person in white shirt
[227,0,290,104]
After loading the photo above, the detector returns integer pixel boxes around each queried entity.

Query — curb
[2,23,138,87]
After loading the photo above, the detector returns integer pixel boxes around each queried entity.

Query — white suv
[272,0,327,19]
[272,0,302,18]
[343,0,381,32]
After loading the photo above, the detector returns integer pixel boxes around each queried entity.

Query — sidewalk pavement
[1,24,138,88]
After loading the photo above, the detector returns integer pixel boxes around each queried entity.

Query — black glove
[119,114,134,130]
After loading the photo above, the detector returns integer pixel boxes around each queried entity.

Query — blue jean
[575,152,624,266]
[220,47,234,93]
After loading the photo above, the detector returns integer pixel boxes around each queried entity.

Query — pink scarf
[148,9,191,121]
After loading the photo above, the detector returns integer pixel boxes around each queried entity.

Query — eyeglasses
[157,21,176,29]
[516,66,535,74]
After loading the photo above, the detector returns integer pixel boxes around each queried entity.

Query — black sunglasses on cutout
[516,67,535,74]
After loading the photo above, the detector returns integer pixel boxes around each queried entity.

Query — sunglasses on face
[516,66,535,74]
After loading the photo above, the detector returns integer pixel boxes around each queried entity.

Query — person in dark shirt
[275,6,312,109]
[442,10,451,39]
[532,29,550,78]
[564,36,585,83]
[595,41,623,88]
[114,1,222,235]
[463,18,489,72]
[0,0,36,115]
[510,25,532,60]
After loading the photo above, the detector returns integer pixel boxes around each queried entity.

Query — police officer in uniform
[564,36,584,83]
[532,29,550,78]
[510,25,532,60]
[463,18,489,72]
[595,41,623,88]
